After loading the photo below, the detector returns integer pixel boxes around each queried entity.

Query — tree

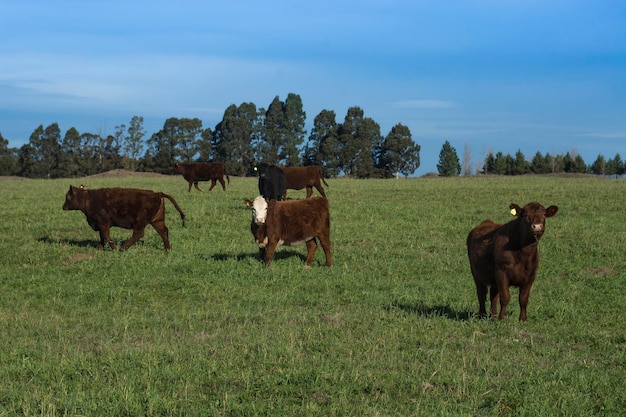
[282,93,307,166]
[530,151,548,174]
[58,127,82,178]
[512,149,528,175]
[0,132,18,176]
[377,123,420,178]
[337,107,380,178]
[483,151,495,174]
[460,142,472,176]
[607,153,624,178]
[437,140,460,176]
[213,102,260,176]
[257,94,306,165]
[303,109,340,177]
[590,154,607,175]
[28,123,62,178]
[124,116,146,171]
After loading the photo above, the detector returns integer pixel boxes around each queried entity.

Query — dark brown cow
[281,166,329,198]
[172,162,230,192]
[467,202,558,321]
[244,195,332,267]
[62,185,186,251]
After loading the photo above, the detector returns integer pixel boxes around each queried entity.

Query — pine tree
[437,141,460,176]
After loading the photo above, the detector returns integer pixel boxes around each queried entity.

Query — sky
[1,0,625,175]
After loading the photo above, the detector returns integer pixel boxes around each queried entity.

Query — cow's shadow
[38,236,98,248]
[387,301,474,321]
[210,249,306,264]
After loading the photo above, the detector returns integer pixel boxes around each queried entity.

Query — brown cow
[172,162,230,192]
[62,185,186,251]
[244,195,332,267]
[281,166,329,198]
[467,202,558,321]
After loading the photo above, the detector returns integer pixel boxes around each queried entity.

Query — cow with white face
[244,195,332,267]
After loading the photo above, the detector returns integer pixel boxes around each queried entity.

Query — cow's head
[244,196,269,225]
[172,163,181,174]
[62,185,88,211]
[254,163,270,179]
[510,202,558,239]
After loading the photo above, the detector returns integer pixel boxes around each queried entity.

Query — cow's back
[467,220,502,283]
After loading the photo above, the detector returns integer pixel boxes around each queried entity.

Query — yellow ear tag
[510,208,517,216]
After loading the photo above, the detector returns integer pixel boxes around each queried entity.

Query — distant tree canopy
[0,92,622,179]
[1,93,423,179]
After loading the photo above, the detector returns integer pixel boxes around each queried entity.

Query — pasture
[0,174,624,416]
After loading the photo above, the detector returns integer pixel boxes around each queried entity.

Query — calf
[255,163,286,201]
[244,196,332,267]
[62,185,186,251]
[467,202,558,321]
[172,162,230,192]
[281,165,329,198]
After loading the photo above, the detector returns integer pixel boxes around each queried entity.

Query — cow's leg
[208,179,217,191]
[150,221,171,251]
[497,285,511,320]
[518,283,533,321]
[304,239,318,266]
[187,181,193,192]
[264,239,278,267]
[98,228,116,250]
[318,234,332,267]
[314,184,327,198]
[120,227,145,251]
[193,182,202,192]
[474,280,488,317]
[489,286,499,319]
[218,177,226,191]
[305,186,313,198]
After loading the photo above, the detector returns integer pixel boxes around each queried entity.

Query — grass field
[0,173,624,416]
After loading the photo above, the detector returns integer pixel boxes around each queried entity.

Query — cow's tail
[161,193,187,227]
[224,164,230,185]
[320,169,329,187]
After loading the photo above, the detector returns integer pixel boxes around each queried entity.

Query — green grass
[0,174,624,416]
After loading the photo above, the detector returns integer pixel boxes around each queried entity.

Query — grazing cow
[255,163,286,201]
[281,165,329,198]
[244,196,332,267]
[172,162,230,192]
[62,185,186,251]
[467,202,558,321]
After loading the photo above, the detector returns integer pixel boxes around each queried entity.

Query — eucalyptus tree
[58,127,83,178]
[337,106,380,177]
[0,132,18,176]
[258,93,306,166]
[303,109,340,177]
[28,123,62,178]
[213,102,260,176]
[123,116,146,171]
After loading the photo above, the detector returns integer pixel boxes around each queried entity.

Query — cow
[467,202,558,321]
[244,195,332,267]
[172,162,230,192]
[281,165,329,199]
[62,185,186,251]
[254,163,286,201]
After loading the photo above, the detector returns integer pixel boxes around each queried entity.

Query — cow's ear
[244,199,253,208]
[509,203,522,217]
[545,205,559,217]
[79,184,85,189]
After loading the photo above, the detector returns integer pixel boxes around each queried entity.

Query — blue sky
[1,0,625,174]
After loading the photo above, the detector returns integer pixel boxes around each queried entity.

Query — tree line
[436,141,624,177]
[0,93,420,179]
[0,92,623,178]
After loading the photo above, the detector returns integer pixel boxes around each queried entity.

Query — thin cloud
[390,100,457,109]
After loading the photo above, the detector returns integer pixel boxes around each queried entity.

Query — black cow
[255,163,286,201]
